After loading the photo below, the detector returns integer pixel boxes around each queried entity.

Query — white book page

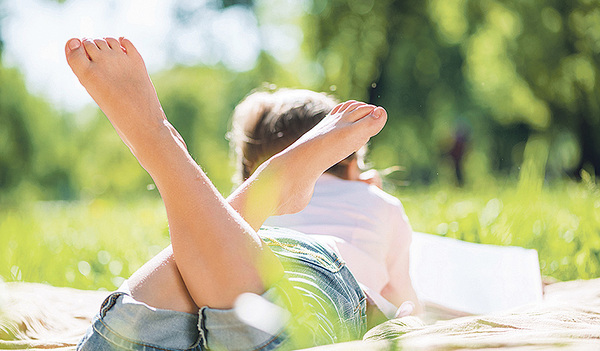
[409,232,543,314]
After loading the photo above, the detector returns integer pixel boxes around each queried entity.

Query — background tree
[302,0,600,185]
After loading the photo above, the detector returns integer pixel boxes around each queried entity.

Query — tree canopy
[300,0,599,183]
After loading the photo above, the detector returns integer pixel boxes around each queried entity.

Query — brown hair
[230,88,365,183]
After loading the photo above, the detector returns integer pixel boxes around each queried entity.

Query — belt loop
[197,307,209,350]
[99,292,125,318]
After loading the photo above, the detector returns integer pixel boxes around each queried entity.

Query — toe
[82,38,101,60]
[93,38,110,50]
[119,37,141,58]
[372,106,387,120]
[330,102,345,115]
[65,38,81,54]
[348,104,376,122]
[338,100,358,113]
[65,38,91,76]
[354,106,387,135]
[345,101,366,114]
[104,37,123,51]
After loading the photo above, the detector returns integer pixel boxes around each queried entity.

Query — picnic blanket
[359,278,600,350]
[1,279,599,350]
[0,282,106,349]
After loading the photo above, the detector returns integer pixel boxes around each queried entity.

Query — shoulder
[367,186,413,240]
[367,184,404,209]
[315,174,405,214]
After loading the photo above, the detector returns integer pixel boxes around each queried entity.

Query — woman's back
[265,173,413,304]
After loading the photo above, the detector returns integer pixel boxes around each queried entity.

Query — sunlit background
[2,0,305,110]
[1,0,599,289]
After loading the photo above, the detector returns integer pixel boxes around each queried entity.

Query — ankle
[260,153,317,216]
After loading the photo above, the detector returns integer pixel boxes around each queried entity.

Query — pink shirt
[265,173,413,301]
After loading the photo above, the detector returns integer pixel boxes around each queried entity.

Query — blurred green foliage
[301,0,600,184]
[0,66,77,202]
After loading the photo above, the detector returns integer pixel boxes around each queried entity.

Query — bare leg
[65,37,387,311]
[65,37,281,310]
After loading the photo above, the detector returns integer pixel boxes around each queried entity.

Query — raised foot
[64,37,167,146]
[266,100,388,214]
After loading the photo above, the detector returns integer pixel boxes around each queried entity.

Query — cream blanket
[1,279,599,350]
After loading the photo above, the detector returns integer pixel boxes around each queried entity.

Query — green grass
[0,199,170,290]
[398,175,600,281]
[1,177,599,291]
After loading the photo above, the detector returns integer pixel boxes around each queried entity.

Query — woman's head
[230,88,365,183]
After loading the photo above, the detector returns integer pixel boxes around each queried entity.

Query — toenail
[68,39,81,50]
[372,108,382,119]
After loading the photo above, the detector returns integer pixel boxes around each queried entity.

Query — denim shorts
[77,227,367,351]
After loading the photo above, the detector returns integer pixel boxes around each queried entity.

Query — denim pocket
[258,227,367,342]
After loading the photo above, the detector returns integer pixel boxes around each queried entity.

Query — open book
[409,232,544,315]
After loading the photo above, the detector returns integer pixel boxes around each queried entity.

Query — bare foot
[291,100,387,176]
[65,37,175,154]
[245,100,387,216]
